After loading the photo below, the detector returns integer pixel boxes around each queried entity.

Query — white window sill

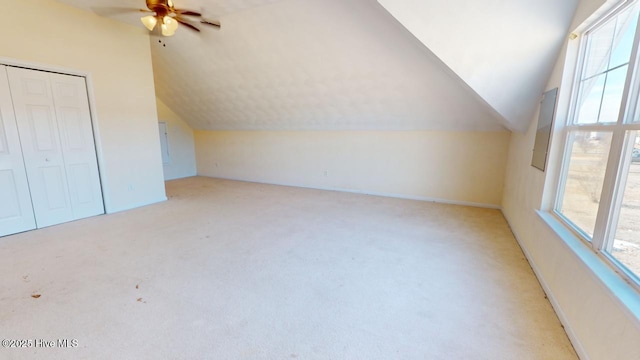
[536,210,640,322]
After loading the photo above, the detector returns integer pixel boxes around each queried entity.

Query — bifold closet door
[49,72,104,221]
[0,66,36,237]
[7,67,104,228]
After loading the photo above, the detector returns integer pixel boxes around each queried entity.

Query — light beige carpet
[0,176,576,359]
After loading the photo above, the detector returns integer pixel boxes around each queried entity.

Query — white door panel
[41,166,69,209]
[1,66,103,234]
[0,170,23,218]
[68,163,93,204]
[7,67,73,228]
[0,66,36,236]
[50,73,104,220]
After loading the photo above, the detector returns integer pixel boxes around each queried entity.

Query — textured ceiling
[151,0,506,131]
[59,0,509,131]
[58,0,285,19]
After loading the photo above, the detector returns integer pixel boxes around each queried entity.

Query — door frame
[0,56,107,212]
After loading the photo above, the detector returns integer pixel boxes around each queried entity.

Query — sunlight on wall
[196,130,510,207]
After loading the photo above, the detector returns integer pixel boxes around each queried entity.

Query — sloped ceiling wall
[57,0,578,132]
[377,0,580,131]
[57,0,506,131]
[151,0,506,131]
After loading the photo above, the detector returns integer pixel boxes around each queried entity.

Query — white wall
[377,0,579,132]
[157,99,197,180]
[0,0,166,213]
[196,131,510,207]
[502,0,640,358]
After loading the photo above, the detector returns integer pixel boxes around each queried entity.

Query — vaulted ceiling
[58,0,579,132]
[378,0,579,131]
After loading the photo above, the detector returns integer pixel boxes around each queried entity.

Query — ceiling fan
[98,0,221,37]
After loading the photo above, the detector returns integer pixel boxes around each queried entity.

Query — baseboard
[197,174,501,209]
[164,172,198,181]
[106,196,168,214]
[501,210,589,360]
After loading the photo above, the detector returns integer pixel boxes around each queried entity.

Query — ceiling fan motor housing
[146,0,172,15]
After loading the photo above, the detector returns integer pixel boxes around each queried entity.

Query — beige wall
[0,0,166,212]
[195,131,510,207]
[157,99,196,180]
[502,0,640,358]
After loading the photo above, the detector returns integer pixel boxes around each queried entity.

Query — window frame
[552,0,640,290]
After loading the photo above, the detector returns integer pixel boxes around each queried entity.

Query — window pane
[558,131,613,237]
[611,132,640,276]
[584,20,617,78]
[576,74,605,124]
[609,5,640,69]
[599,65,628,123]
[579,4,639,125]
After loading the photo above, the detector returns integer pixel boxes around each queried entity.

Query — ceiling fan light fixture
[161,25,176,36]
[117,0,218,36]
[161,16,179,36]
[141,15,158,31]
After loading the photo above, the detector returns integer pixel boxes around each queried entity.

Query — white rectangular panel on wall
[0,66,36,237]
[158,122,170,165]
[50,73,104,220]
[7,67,74,228]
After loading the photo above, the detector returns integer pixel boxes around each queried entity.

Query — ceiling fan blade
[200,20,221,28]
[91,7,152,17]
[175,17,201,32]
[176,10,202,17]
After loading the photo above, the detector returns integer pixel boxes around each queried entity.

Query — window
[556,1,640,285]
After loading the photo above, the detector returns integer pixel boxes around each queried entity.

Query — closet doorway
[0,65,104,237]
